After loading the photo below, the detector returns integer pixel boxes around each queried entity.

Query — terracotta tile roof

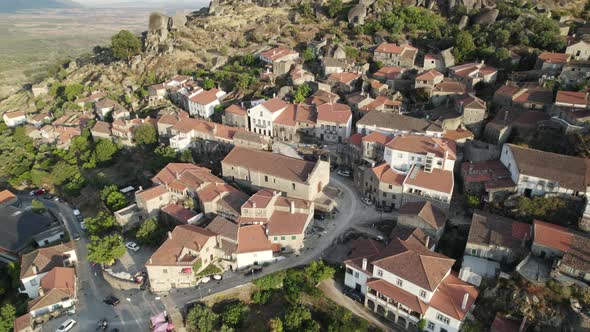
[328,72,361,85]
[561,233,590,273]
[40,266,75,296]
[4,110,26,119]
[206,216,238,241]
[148,225,216,265]
[556,90,589,106]
[513,111,551,126]
[398,201,447,229]
[366,278,429,314]
[225,105,247,116]
[385,135,457,160]
[13,313,32,332]
[0,189,17,204]
[429,272,479,320]
[359,96,402,113]
[362,131,391,145]
[161,204,198,223]
[370,163,405,186]
[450,62,497,78]
[433,78,467,93]
[222,147,317,183]
[20,242,75,279]
[259,47,298,62]
[416,69,443,81]
[267,211,309,236]
[91,120,112,135]
[495,83,521,97]
[236,225,273,254]
[261,97,288,113]
[306,90,340,105]
[190,88,222,105]
[95,98,124,110]
[512,87,553,105]
[316,103,352,124]
[538,52,570,64]
[152,163,222,191]
[373,66,405,80]
[443,129,474,141]
[506,144,589,192]
[242,189,276,209]
[374,43,417,54]
[403,165,454,194]
[456,94,486,110]
[533,220,573,252]
[274,104,316,126]
[28,288,74,311]
[468,211,530,249]
[372,232,455,291]
[136,185,168,202]
[347,133,363,146]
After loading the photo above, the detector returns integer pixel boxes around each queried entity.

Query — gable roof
[467,211,530,249]
[147,225,216,266]
[538,52,570,64]
[533,220,573,252]
[225,105,247,116]
[428,273,479,320]
[385,135,457,160]
[222,147,318,183]
[20,242,75,279]
[0,189,17,204]
[40,266,75,296]
[236,225,273,254]
[362,131,392,145]
[316,103,352,124]
[416,69,443,81]
[375,43,417,55]
[261,97,288,113]
[206,216,239,241]
[370,163,406,186]
[403,165,454,194]
[398,201,447,229]
[357,111,442,133]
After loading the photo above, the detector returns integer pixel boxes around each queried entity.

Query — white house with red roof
[247,97,289,136]
[535,52,570,74]
[3,110,26,127]
[448,61,497,89]
[258,47,299,64]
[415,69,444,90]
[344,228,478,332]
[384,135,457,173]
[188,88,227,119]
[315,103,352,142]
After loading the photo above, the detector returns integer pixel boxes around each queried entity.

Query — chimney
[32,264,38,275]
[362,258,368,271]
[504,110,509,122]
[519,317,527,332]
[425,236,430,249]
[252,201,256,208]
[168,231,172,240]
[461,292,469,310]
[290,201,295,214]
[38,287,45,297]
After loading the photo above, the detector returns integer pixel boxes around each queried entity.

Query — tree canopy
[133,124,158,146]
[87,233,126,265]
[84,211,117,235]
[186,305,219,332]
[100,184,128,211]
[111,30,142,59]
[135,217,165,246]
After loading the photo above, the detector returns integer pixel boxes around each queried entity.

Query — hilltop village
[3,0,590,331]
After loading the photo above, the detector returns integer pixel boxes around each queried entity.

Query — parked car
[125,242,140,252]
[73,209,83,221]
[80,222,87,231]
[97,319,108,331]
[103,296,120,306]
[56,319,76,332]
[361,197,373,205]
[200,276,211,284]
[314,213,326,221]
[213,274,222,281]
[244,267,263,276]
[344,289,362,302]
[33,188,46,196]
[382,206,393,213]
[337,169,351,177]
[72,233,81,241]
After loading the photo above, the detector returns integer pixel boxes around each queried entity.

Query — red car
[33,189,46,196]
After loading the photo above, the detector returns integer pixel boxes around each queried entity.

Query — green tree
[105,191,127,211]
[284,304,312,330]
[135,217,164,246]
[453,31,476,63]
[327,0,343,18]
[64,83,85,101]
[111,30,142,59]
[133,124,157,145]
[0,304,16,332]
[222,301,249,327]
[179,149,194,163]
[268,317,284,332]
[302,48,315,62]
[153,146,178,169]
[253,270,285,290]
[251,289,273,304]
[304,260,335,285]
[84,211,117,235]
[293,83,311,103]
[186,305,219,332]
[31,199,46,214]
[87,233,126,265]
[202,78,216,90]
[94,138,119,164]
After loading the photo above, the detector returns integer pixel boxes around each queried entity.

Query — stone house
[222,105,248,129]
[455,94,487,135]
[90,120,112,140]
[272,103,316,142]
[361,131,391,163]
[344,228,478,332]
[373,66,406,87]
[431,78,467,106]
[397,201,447,241]
[94,98,127,120]
[257,47,299,64]
[27,267,77,319]
[327,72,361,93]
[290,65,315,86]
[566,40,590,61]
[148,84,167,104]
[461,160,515,202]
[322,57,354,75]
[535,52,570,75]
[356,111,444,138]
[27,113,52,128]
[146,225,219,292]
[221,147,330,202]
[415,69,444,92]
[493,82,553,111]
[315,103,352,143]
[464,211,530,263]
[373,43,418,68]
[560,60,590,86]
[551,90,590,129]
[362,163,405,208]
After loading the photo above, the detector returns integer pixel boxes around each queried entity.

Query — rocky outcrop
[145,12,187,54]
[472,8,499,25]
[348,4,367,25]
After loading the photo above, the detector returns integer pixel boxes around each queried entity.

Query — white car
[56,318,76,332]
[125,242,140,252]
[80,222,86,231]
[200,276,211,284]
[72,209,80,216]
[361,197,373,205]
[337,170,351,177]
[213,274,222,280]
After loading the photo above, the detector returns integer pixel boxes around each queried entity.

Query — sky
[75,0,207,4]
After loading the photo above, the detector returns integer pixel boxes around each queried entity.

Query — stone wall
[103,271,142,290]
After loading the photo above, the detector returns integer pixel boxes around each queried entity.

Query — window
[427,322,435,330]
[388,184,393,189]
[292,183,296,190]
[291,236,296,240]
[274,236,278,240]
[377,269,383,277]
[522,176,528,182]
[264,175,268,182]
[281,236,286,240]
[396,279,403,287]
[436,313,450,325]
[419,290,427,298]
[163,269,168,274]
[346,267,353,274]
[354,271,359,278]
[30,279,37,286]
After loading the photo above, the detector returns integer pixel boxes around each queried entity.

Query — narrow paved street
[19,196,166,332]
